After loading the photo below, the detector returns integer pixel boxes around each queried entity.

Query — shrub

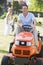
[36,21,42,26]
[0,5,2,10]
[0,12,6,19]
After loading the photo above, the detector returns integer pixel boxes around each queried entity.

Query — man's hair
[22,3,28,8]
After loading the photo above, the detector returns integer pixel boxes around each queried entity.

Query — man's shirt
[18,12,35,26]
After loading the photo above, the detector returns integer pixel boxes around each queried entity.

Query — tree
[36,0,43,11]
[29,0,43,12]
[13,1,19,13]
[0,0,6,5]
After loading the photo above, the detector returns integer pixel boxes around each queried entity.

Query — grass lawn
[0,19,43,65]
[0,19,14,65]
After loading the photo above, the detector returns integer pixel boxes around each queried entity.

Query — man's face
[22,6,28,14]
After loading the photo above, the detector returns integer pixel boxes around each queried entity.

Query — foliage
[0,12,6,19]
[36,21,42,26]
[35,0,43,11]
[28,0,43,12]
[13,1,19,13]
[0,0,6,5]
[0,5,2,9]
[13,1,25,13]
[11,0,43,12]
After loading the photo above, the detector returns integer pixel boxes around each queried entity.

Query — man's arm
[33,18,37,28]
[17,14,23,28]
[31,13,37,29]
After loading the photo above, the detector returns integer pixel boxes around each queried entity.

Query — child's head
[8,7,13,15]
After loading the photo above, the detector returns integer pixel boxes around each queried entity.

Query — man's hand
[32,25,35,29]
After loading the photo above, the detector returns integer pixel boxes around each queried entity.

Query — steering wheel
[22,25,33,32]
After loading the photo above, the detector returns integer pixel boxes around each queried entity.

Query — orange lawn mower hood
[11,31,42,58]
[15,32,34,42]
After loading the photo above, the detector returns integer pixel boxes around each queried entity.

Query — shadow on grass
[0,50,8,53]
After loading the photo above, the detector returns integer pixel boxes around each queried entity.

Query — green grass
[0,18,43,65]
[0,19,14,65]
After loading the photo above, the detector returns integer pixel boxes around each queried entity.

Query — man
[16,4,38,47]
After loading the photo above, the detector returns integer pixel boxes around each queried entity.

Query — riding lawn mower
[1,25,43,65]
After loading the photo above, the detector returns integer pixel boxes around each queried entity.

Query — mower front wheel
[1,56,9,65]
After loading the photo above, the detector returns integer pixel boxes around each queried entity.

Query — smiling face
[22,5,28,16]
